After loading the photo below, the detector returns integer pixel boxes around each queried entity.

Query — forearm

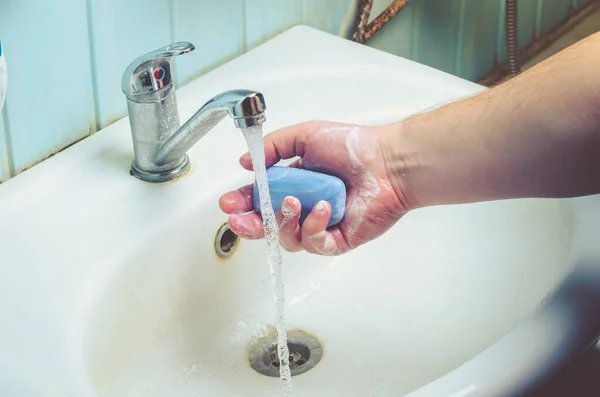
[383,32,600,209]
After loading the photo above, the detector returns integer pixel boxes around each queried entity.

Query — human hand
[218,120,409,255]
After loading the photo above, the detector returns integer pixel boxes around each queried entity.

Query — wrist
[378,104,471,211]
[377,120,422,211]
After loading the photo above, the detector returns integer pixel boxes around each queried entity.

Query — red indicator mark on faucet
[154,68,165,80]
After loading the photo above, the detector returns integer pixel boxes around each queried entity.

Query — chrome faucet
[121,41,266,182]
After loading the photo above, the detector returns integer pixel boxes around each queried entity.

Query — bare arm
[382,32,600,210]
[220,32,600,255]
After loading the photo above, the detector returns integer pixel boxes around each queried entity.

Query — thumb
[239,121,316,170]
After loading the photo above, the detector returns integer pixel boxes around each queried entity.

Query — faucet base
[130,155,191,183]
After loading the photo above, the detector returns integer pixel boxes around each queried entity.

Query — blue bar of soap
[253,166,346,227]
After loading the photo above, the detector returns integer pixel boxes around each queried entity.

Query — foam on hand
[0,41,6,114]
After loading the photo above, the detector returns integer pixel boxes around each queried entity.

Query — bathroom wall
[0,0,589,182]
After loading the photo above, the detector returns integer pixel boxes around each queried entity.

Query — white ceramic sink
[2,25,600,397]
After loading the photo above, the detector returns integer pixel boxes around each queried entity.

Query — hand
[218,120,409,255]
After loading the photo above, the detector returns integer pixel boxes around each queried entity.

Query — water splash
[242,125,293,394]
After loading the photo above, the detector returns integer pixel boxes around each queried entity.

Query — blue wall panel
[367,0,415,59]
[0,0,95,173]
[412,0,463,75]
[303,0,357,37]
[538,0,574,36]
[0,109,8,181]
[87,0,172,129]
[574,0,593,10]
[459,0,502,81]
[245,0,303,50]
[170,0,244,87]
[517,0,543,50]
[0,0,590,180]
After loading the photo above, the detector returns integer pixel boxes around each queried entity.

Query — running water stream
[242,125,293,394]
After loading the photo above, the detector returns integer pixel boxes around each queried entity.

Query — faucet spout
[122,42,266,182]
[153,89,266,167]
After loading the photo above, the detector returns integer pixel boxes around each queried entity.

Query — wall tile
[170,0,243,87]
[245,0,303,50]
[367,0,415,59]
[0,110,9,182]
[459,0,501,81]
[517,0,542,49]
[412,0,463,75]
[303,0,358,38]
[0,0,95,173]
[538,0,573,36]
[574,0,592,10]
[87,0,172,129]
[0,0,588,181]
[497,0,541,63]
[370,0,393,19]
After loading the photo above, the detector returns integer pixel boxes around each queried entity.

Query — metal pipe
[506,0,521,76]
[351,0,373,43]
[364,0,410,42]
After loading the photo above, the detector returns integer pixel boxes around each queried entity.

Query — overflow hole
[215,223,239,259]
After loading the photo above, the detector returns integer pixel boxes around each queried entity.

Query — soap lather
[252,166,346,227]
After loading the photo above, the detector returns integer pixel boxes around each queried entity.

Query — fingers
[240,121,317,170]
[222,188,348,256]
[276,196,302,251]
[219,184,255,214]
[275,198,341,255]
[301,201,341,256]
[220,184,262,239]
[228,213,264,239]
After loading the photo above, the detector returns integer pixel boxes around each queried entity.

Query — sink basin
[2,25,600,397]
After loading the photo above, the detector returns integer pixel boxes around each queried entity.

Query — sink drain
[215,223,239,259]
[249,330,323,377]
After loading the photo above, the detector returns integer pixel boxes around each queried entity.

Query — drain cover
[249,330,323,377]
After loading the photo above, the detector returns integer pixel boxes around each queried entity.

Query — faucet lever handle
[121,41,195,100]
[147,42,195,59]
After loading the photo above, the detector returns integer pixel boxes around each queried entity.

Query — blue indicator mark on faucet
[0,41,3,57]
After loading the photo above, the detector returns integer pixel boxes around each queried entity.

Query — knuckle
[278,231,300,251]
[301,239,319,254]
[281,240,301,252]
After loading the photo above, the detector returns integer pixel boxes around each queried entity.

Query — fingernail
[314,201,329,216]
[281,197,298,219]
